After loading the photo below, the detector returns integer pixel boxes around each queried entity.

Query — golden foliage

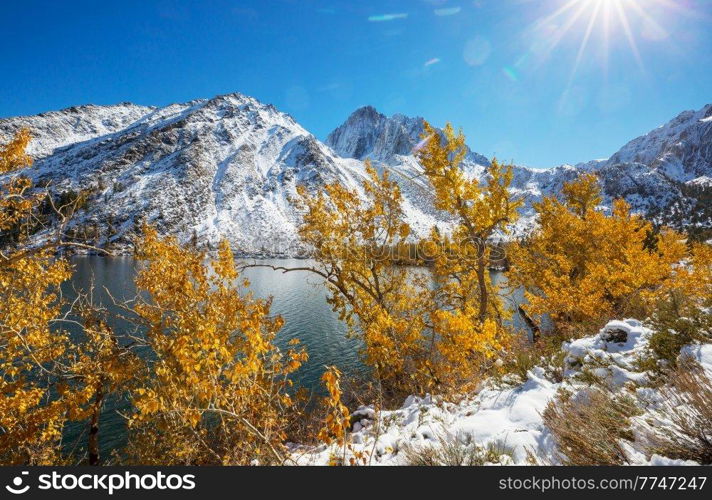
[0,129,38,243]
[509,173,689,338]
[665,242,712,308]
[295,162,434,396]
[0,251,71,464]
[296,123,523,396]
[317,366,350,447]
[1,130,135,465]
[0,129,32,174]
[0,130,72,463]
[417,122,522,383]
[125,228,306,465]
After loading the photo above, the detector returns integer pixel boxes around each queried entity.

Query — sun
[531,0,676,79]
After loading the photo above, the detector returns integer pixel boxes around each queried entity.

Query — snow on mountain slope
[1,94,709,255]
[606,104,712,182]
[0,94,405,255]
[0,103,155,159]
[588,104,712,229]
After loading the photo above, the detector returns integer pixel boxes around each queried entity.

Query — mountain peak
[326,106,492,168]
[349,105,384,121]
[326,106,427,161]
[606,102,712,181]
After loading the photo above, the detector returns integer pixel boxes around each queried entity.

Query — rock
[601,327,629,344]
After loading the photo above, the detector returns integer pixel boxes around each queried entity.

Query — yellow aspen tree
[63,310,139,465]
[664,242,712,308]
[416,122,522,382]
[0,130,74,464]
[125,228,307,465]
[317,367,350,448]
[316,366,371,466]
[0,253,71,464]
[1,130,136,465]
[294,163,435,396]
[509,173,689,338]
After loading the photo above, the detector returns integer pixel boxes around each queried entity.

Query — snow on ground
[291,319,710,465]
[562,319,652,388]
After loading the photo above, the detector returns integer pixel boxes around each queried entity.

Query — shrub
[401,434,512,466]
[543,388,640,465]
[502,333,567,384]
[124,228,308,465]
[647,298,712,366]
[509,174,689,339]
[649,358,712,464]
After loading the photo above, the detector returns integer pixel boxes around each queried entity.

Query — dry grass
[649,358,712,464]
[401,434,512,466]
[543,388,640,465]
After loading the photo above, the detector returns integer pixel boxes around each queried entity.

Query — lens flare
[412,135,434,153]
[502,66,519,82]
[434,7,462,16]
[368,13,408,22]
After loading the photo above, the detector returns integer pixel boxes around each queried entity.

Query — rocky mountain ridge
[1,94,709,254]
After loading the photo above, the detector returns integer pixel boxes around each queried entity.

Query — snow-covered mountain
[607,104,712,182]
[0,93,382,255]
[592,104,712,232]
[328,103,712,235]
[326,105,490,166]
[0,94,710,255]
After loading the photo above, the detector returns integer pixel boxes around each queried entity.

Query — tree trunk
[477,249,488,322]
[88,382,104,466]
[518,305,541,343]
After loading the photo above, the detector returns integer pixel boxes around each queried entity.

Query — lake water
[67,257,366,389]
[62,257,521,458]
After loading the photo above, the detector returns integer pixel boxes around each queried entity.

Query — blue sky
[1,0,710,167]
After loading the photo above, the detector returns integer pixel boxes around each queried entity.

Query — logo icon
[5,471,30,495]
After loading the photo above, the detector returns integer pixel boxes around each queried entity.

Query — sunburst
[531,0,678,80]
